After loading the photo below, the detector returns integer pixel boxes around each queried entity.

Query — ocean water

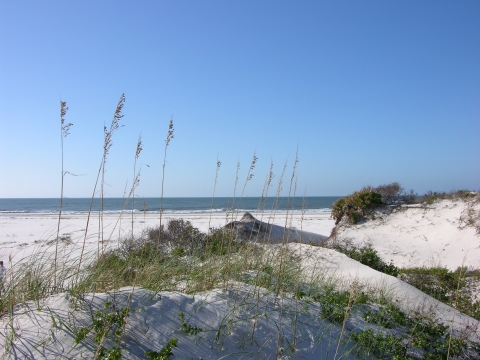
[0,197,339,215]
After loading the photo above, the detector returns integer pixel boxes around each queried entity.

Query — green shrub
[315,289,351,323]
[418,189,477,204]
[179,311,203,335]
[332,187,384,224]
[313,287,370,324]
[145,219,207,256]
[399,267,461,302]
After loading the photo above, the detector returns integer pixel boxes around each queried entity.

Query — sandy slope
[0,286,360,359]
[285,243,479,335]
[329,198,480,271]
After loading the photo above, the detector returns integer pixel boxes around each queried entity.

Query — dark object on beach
[224,212,271,242]
[223,212,327,244]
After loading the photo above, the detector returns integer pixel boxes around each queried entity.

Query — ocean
[0,197,339,215]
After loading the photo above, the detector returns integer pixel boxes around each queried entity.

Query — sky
[0,1,479,198]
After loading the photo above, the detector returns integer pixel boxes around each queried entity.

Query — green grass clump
[75,221,251,294]
[326,242,399,277]
[344,246,399,277]
[399,267,480,321]
[145,338,178,360]
[332,187,384,224]
[353,304,475,359]
[363,304,411,329]
[313,286,369,324]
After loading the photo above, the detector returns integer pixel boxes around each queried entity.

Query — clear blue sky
[1,1,479,198]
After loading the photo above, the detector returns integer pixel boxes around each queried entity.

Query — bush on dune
[332,187,384,224]
[332,182,417,225]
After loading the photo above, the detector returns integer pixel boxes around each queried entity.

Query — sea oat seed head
[165,118,174,146]
[60,101,72,137]
[136,135,143,159]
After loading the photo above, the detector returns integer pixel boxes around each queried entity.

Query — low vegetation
[352,306,471,359]
[399,267,480,321]
[324,241,399,276]
[419,189,477,205]
[73,221,251,296]
[322,241,480,323]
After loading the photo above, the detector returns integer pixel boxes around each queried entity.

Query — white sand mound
[329,198,480,270]
[1,286,358,359]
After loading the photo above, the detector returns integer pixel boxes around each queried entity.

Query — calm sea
[0,197,339,215]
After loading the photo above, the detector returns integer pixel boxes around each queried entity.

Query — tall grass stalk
[99,93,125,256]
[228,160,241,223]
[208,157,221,232]
[105,171,141,246]
[234,152,258,221]
[54,100,72,289]
[275,150,299,302]
[118,180,129,247]
[447,254,467,359]
[75,93,125,287]
[249,160,275,342]
[158,118,174,246]
[226,153,258,294]
[275,152,299,356]
[292,194,307,351]
[132,134,143,239]
[265,160,288,244]
[334,277,357,360]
